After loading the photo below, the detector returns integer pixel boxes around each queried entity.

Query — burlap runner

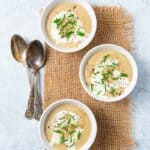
[44,6,135,150]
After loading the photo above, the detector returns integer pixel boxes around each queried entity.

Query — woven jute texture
[44,6,135,150]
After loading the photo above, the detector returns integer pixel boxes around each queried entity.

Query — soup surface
[46,2,91,48]
[45,104,92,150]
[85,49,132,98]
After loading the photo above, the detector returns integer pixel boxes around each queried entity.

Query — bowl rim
[40,0,97,53]
[79,44,138,102]
[39,99,97,149]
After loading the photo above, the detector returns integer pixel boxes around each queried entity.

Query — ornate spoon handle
[24,71,34,119]
[25,83,34,119]
[33,72,43,120]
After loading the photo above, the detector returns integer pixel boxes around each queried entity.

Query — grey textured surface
[0,0,150,149]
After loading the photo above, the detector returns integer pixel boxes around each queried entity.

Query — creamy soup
[46,2,91,48]
[85,49,132,98]
[45,104,92,150]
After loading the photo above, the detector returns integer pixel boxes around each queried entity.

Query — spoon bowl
[11,34,28,63]
[26,40,46,71]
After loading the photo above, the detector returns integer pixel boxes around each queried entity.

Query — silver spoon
[11,34,30,80]
[26,40,47,120]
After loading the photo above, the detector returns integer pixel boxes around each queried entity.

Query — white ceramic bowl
[40,99,97,149]
[79,44,138,102]
[41,0,97,53]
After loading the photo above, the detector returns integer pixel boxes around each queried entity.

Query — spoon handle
[26,67,32,87]
[33,72,43,120]
[24,73,34,119]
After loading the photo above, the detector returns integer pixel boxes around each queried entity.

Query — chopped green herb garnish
[98,65,104,67]
[106,65,114,67]
[102,54,109,62]
[53,130,63,134]
[110,87,116,96]
[102,72,109,81]
[106,65,116,71]
[112,66,115,71]
[60,135,67,144]
[101,79,104,84]
[71,20,77,25]
[56,120,65,127]
[61,22,70,29]
[71,124,78,128]
[54,15,66,26]
[65,31,74,38]
[68,14,74,17]
[90,84,94,91]
[76,29,85,36]
[68,143,75,148]
[120,73,128,77]
[107,70,113,75]
[67,118,71,124]
[77,131,81,139]
[59,117,65,120]
[70,115,75,120]
[113,77,119,80]
[54,18,61,24]
[112,62,118,66]
[70,130,75,134]
[94,72,100,75]
[97,90,101,95]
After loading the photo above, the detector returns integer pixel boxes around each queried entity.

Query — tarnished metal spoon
[26,40,47,120]
[11,34,33,87]
[11,34,32,84]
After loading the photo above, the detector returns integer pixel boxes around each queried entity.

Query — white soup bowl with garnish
[40,99,97,149]
[41,0,97,53]
[79,44,138,102]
